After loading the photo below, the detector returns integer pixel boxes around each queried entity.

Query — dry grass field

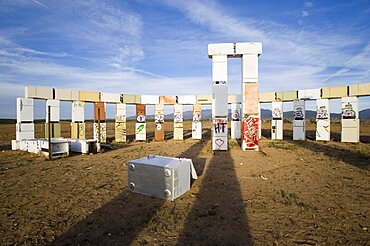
[0,120,369,245]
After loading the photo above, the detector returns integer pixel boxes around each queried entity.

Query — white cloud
[304,2,313,8]
[301,10,309,17]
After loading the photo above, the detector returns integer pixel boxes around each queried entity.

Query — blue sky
[0,0,370,119]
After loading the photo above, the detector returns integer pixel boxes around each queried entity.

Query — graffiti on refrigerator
[155,114,164,130]
[136,123,145,134]
[294,107,304,120]
[174,112,183,123]
[242,114,259,148]
[317,106,328,119]
[231,109,240,121]
[215,138,225,148]
[342,103,356,119]
[136,115,145,123]
[213,118,227,134]
[272,107,282,119]
[193,113,201,123]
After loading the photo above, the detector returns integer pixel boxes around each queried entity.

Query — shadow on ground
[177,151,253,245]
[50,130,210,245]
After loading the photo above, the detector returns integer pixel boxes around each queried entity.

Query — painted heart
[215,138,224,147]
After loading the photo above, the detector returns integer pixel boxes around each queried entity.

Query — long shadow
[288,139,370,170]
[177,151,253,245]
[50,130,210,245]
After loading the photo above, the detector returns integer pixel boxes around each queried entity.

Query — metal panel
[298,88,321,100]
[242,54,258,83]
[79,91,100,102]
[230,103,241,140]
[316,119,330,141]
[136,104,146,123]
[128,156,196,201]
[174,104,183,123]
[212,55,227,82]
[17,98,34,123]
[72,101,84,122]
[155,104,165,141]
[271,120,283,140]
[159,96,175,105]
[141,95,160,105]
[212,117,228,150]
[25,86,37,98]
[174,123,183,141]
[192,104,202,140]
[272,102,283,120]
[55,89,79,101]
[196,95,212,104]
[121,94,141,104]
[135,123,146,141]
[208,43,234,57]
[241,115,259,150]
[282,91,298,101]
[94,102,106,121]
[212,81,228,116]
[259,92,275,102]
[100,92,121,103]
[213,117,228,137]
[25,86,53,99]
[349,82,370,97]
[228,94,242,104]
[243,83,259,115]
[316,99,330,141]
[93,122,107,143]
[67,138,96,154]
[46,100,60,122]
[37,86,54,99]
[322,86,348,99]
[45,123,61,138]
[71,122,85,139]
[179,95,196,105]
[212,136,227,151]
[16,123,34,140]
[235,42,262,55]
[116,104,126,122]
[115,122,127,143]
[293,100,305,140]
[341,97,359,143]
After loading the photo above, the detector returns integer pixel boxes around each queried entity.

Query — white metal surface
[93,123,107,143]
[72,101,84,122]
[298,88,321,100]
[179,95,196,105]
[11,140,20,150]
[341,97,359,143]
[191,122,202,140]
[39,138,69,158]
[212,117,228,151]
[230,103,241,140]
[16,123,34,140]
[242,54,258,83]
[212,55,228,82]
[135,123,146,141]
[55,89,79,101]
[174,104,183,123]
[17,98,34,123]
[293,100,305,140]
[46,100,60,122]
[100,92,121,103]
[212,82,228,117]
[212,136,228,151]
[235,42,262,55]
[271,102,283,140]
[25,86,53,99]
[67,138,97,154]
[116,104,126,122]
[208,43,234,57]
[141,95,160,105]
[316,99,330,141]
[128,155,197,201]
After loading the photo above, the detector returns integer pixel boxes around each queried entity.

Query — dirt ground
[0,121,369,245]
